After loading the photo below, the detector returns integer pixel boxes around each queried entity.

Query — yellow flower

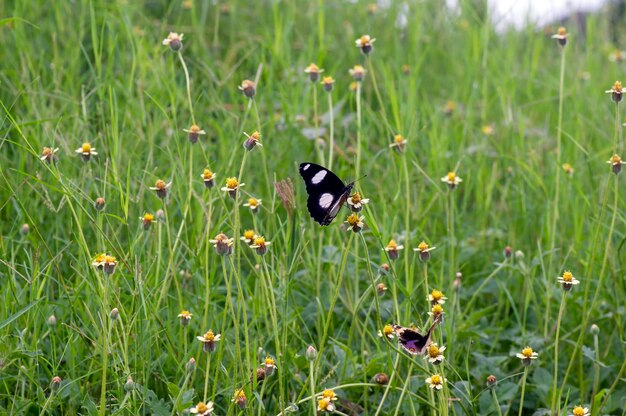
[377,324,395,339]
[241,229,257,245]
[140,213,156,230]
[243,131,263,150]
[200,168,216,188]
[243,197,262,212]
[428,304,444,318]
[232,389,247,409]
[607,154,625,174]
[425,343,446,365]
[183,124,206,143]
[221,177,245,199]
[317,398,335,412]
[149,179,172,199]
[441,171,462,188]
[389,134,407,153]
[444,100,457,115]
[428,290,447,305]
[516,346,539,366]
[250,235,271,255]
[557,271,580,291]
[75,142,98,161]
[347,192,370,212]
[40,147,59,163]
[570,405,590,416]
[562,163,574,176]
[425,374,446,390]
[321,76,335,92]
[605,81,626,103]
[264,357,277,375]
[481,125,495,136]
[551,26,568,47]
[321,389,337,401]
[414,241,436,261]
[197,330,221,353]
[209,233,234,256]
[304,63,324,82]
[345,213,365,233]
[384,239,404,260]
[349,65,367,81]
[355,34,376,54]
[189,401,213,415]
[178,310,192,326]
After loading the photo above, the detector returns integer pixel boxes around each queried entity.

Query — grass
[1,0,625,414]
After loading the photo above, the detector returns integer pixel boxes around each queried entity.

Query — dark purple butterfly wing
[392,323,435,355]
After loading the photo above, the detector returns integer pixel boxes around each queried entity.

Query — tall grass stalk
[550,292,567,413]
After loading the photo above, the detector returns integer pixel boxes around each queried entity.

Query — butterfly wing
[299,162,352,226]
[393,325,434,355]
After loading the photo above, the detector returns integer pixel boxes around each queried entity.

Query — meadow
[0,0,625,414]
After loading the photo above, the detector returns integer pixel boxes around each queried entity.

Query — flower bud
[306,345,317,361]
[374,373,389,385]
[110,308,119,321]
[486,374,497,388]
[186,357,197,373]
[95,197,105,211]
[590,324,600,335]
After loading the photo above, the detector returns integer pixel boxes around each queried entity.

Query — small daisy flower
[94,197,105,211]
[557,271,580,291]
[516,346,539,366]
[75,142,98,162]
[425,343,446,365]
[189,401,213,415]
[241,229,257,245]
[321,76,335,92]
[178,310,192,326]
[92,253,106,269]
[221,177,244,199]
[569,405,590,416]
[304,63,324,82]
[40,147,59,163]
[317,398,335,412]
[239,79,256,98]
[425,374,446,390]
[200,169,216,188]
[150,179,172,199]
[414,241,436,262]
[389,134,407,154]
[441,171,462,189]
[263,357,277,376]
[250,235,271,256]
[605,81,626,103]
[562,163,574,176]
[243,131,263,151]
[376,282,388,295]
[197,329,221,353]
[481,125,495,136]
[345,213,365,233]
[103,255,117,275]
[607,154,625,174]
[377,324,395,340]
[243,197,262,213]
[428,304,445,320]
[183,124,206,144]
[347,192,370,212]
[444,100,457,116]
[384,239,404,260]
[162,32,184,51]
[233,389,247,410]
[318,389,338,407]
[355,34,376,54]
[428,289,447,306]
[349,65,366,82]
[140,213,156,230]
[209,233,234,256]
[551,26,568,47]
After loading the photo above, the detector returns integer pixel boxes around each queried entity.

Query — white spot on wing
[319,193,334,208]
[303,163,310,171]
[311,170,327,184]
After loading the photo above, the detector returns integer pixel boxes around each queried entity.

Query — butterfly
[299,162,354,226]
[392,320,439,355]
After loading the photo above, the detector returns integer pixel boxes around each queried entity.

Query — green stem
[491,388,503,416]
[177,51,195,125]
[356,81,362,182]
[518,367,528,416]
[309,360,317,416]
[551,293,566,413]
[327,91,334,171]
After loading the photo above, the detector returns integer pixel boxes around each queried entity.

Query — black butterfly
[299,162,354,226]
[392,320,439,355]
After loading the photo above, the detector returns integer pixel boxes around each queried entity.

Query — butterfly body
[299,162,354,225]
[392,322,437,355]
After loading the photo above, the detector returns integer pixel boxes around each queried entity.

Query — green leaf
[0,299,43,331]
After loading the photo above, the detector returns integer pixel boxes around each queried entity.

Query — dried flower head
[551,26,568,47]
[347,192,370,212]
[239,79,256,98]
[605,81,626,103]
[345,213,365,233]
[250,235,271,255]
[209,233,234,256]
[321,76,335,92]
[243,131,263,151]
[189,401,214,415]
[75,142,98,161]
[557,271,580,291]
[425,374,446,390]
[516,346,539,366]
[441,171,462,189]
[178,310,192,326]
[150,179,172,199]
[140,213,156,230]
[377,324,395,340]
[183,125,206,144]
[425,343,446,365]
[384,239,404,260]
[221,177,244,199]
[40,147,59,164]
[376,282,387,295]
[197,330,221,353]
[389,134,407,153]
[201,169,216,188]
[162,32,184,51]
[304,63,324,82]
[355,34,376,54]
[414,241,436,261]
[607,154,625,174]
[349,65,367,82]
[428,289,447,306]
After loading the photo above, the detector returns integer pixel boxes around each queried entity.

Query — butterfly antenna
[350,174,368,184]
